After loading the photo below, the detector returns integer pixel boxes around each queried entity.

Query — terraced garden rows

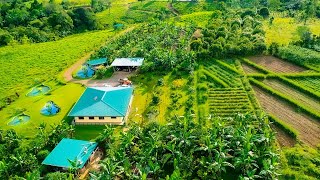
[289,77,320,94]
[262,78,320,113]
[208,88,253,117]
[200,60,254,118]
[253,85,320,147]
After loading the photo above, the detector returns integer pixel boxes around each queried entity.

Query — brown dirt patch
[270,124,296,147]
[241,62,263,74]
[248,55,307,73]
[263,78,320,113]
[193,29,202,39]
[253,85,320,147]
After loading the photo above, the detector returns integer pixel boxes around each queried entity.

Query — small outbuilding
[86,58,108,68]
[68,87,133,125]
[111,57,144,72]
[42,138,98,169]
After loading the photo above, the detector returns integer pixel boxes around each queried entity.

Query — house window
[111,117,117,119]
[99,117,104,120]
[89,117,94,120]
[78,117,84,120]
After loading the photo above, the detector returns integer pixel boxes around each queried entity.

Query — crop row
[207,66,241,87]
[249,78,320,121]
[268,114,298,140]
[289,77,320,94]
[201,69,229,87]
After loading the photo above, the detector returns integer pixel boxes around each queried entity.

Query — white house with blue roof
[68,87,133,125]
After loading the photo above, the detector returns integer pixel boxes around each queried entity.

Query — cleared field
[263,78,320,112]
[241,62,264,74]
[271,124,296,147]
[253,85,320,147]
[289,77,320,94]
[248,55,307,73]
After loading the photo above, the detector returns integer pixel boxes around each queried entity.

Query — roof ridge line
[101,91,125,116]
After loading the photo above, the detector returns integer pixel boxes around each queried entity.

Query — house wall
[74,116,124,125]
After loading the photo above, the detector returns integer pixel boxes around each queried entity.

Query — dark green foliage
[0,0,100,46]
[0,122,74,178]
[95,21,195,72]
[192,10,266,59]
[92,114,278,179]
[275,45,320,69]
[258,7,270,18]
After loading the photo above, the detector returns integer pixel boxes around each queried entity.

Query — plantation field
[0,30,115,108]
[264,17,320,45]
[289,77,320,94]
[247,55,307,73]
[252,85,320,147]
[263,78,320,113]
[0,83,84,137]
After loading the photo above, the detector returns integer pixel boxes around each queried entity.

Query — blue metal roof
[86,58,107,66]
[42,138,98,169]
[68,87,133,117]
[111,58,144,67]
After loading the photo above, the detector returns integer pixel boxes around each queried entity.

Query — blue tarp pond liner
[8,114,30,126]
[76,65,95,78]
[26,85,50,97]
[41,101,60,116]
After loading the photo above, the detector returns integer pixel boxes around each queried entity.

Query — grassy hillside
[264,18,320,45]
[0,30,115,108]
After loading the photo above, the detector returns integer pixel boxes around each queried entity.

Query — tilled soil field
[253,85,320,147]
[248,55,307,73]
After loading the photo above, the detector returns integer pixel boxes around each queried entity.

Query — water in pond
[26,85,50,97]
[8,115,30,126]
[76,65,95,78]
[41,101,60,116]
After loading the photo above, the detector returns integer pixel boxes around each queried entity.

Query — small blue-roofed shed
[42,138,98,169]
[68,87,133,125]
[86,58,108,67]
[111,57,144,72]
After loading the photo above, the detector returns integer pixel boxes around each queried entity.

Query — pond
[8,114,30,126]
[76,65,95,78]
[41,101,60,116]
[26,85,50,97]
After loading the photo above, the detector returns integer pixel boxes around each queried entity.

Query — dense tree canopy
[0,0,100,46]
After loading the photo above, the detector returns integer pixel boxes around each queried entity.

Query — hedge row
[249,78,320,121]
[275,76,320,100]
[268,114,298,140]
[276,45,320,71]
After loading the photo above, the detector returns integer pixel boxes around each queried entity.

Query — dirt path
[62,27,136,85]
[241,62,263,74]
[253,85,320,147]
[248,55,308,73]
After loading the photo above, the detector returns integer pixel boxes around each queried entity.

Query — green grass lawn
[0,83,85,137]
[0,30,115,106]
[74,125,106,140]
